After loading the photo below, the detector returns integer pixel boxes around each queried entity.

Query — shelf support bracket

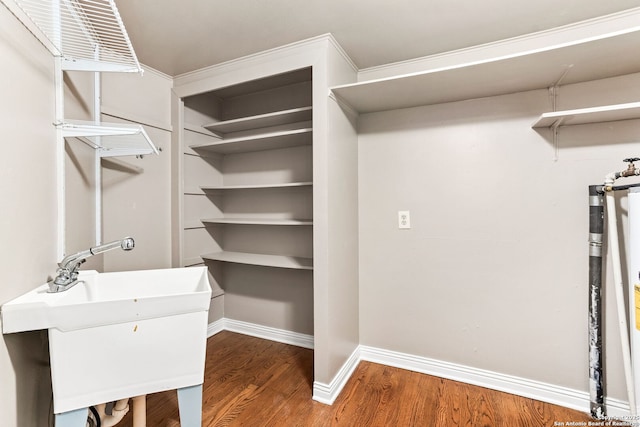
[551,118,564,162]
[547,65,573,162]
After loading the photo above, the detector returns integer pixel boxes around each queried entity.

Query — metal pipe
[589,185,606,418]
[609,183,640,192]
[93,398,130,427]
[603,158,640,192]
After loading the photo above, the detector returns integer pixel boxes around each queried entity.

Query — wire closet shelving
[3,0,142,72]
[2,0,157,156]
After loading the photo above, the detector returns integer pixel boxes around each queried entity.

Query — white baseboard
[207,318,226,337]
[206,319,630,416]
[206,317,314,349]
[312,346,361,405]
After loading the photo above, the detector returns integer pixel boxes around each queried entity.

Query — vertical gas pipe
[588,185,605,418]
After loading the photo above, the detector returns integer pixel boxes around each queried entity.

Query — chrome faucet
[48,237,135,293]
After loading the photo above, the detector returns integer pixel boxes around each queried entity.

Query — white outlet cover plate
[398,211,410,229]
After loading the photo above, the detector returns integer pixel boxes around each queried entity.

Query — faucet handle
[121,237,135,251]
[70,258,86,273]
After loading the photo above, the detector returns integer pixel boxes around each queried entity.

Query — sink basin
[1,266,212,414]
[1,267,211,333]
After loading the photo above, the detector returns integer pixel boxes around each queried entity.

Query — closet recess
[181,67,314,311]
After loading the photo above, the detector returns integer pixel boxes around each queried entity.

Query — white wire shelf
[2,0,142,73]
[57,120,159,157]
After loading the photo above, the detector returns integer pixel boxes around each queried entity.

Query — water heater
[628,187,640,415]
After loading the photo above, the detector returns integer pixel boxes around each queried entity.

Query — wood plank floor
[118,331,595,426]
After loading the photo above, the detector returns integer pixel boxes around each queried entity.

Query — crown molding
[358,7,640,82]
[173,34,334,93]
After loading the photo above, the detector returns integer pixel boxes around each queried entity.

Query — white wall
[0,5,58,426]
[358,73,640,402]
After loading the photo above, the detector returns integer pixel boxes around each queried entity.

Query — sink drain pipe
[132,395,146,426]
[91,398,130,427]
[599,158,640,417]
[86,395,146,427]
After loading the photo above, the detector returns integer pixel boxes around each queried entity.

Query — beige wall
[63,69,101,268]
[101,120,173,272]
[324,41,360,378]
[99,68,173,272]
[357,73,640,401]
[0,5,58,426]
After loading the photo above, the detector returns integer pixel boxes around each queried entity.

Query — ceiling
[114,0,640,77]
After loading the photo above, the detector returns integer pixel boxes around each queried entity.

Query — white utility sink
[1,266,212,415]
[2,267,211,333]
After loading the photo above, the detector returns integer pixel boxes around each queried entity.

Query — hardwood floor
[118,331,595,426]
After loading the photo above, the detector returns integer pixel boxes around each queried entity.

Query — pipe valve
[622,158,640,177]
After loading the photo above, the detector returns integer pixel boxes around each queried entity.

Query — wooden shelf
[201,181,312,192]
[202,251,313,270]
[330,23,640,114]
[532,101,640,128]
[184,219,205,229]
[204,107,312,134]
[184,123,220,138]
[201,218,313,226]
[190,128,312,154]
[183,256,205,267]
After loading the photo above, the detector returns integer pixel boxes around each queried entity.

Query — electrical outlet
[398,211,411,229]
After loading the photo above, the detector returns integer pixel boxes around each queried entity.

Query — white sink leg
[177,384,203,426]
[54,407,88,427]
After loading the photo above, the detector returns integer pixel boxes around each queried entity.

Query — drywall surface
[65,138,102,271]
[101,120,172,271]
[0,5,58,426]
[357,78,640,402]
[101,70,174,272]
[311,38,361,386]
[101,66,172,130]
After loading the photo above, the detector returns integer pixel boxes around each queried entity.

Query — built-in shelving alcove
[178,67,315,336]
